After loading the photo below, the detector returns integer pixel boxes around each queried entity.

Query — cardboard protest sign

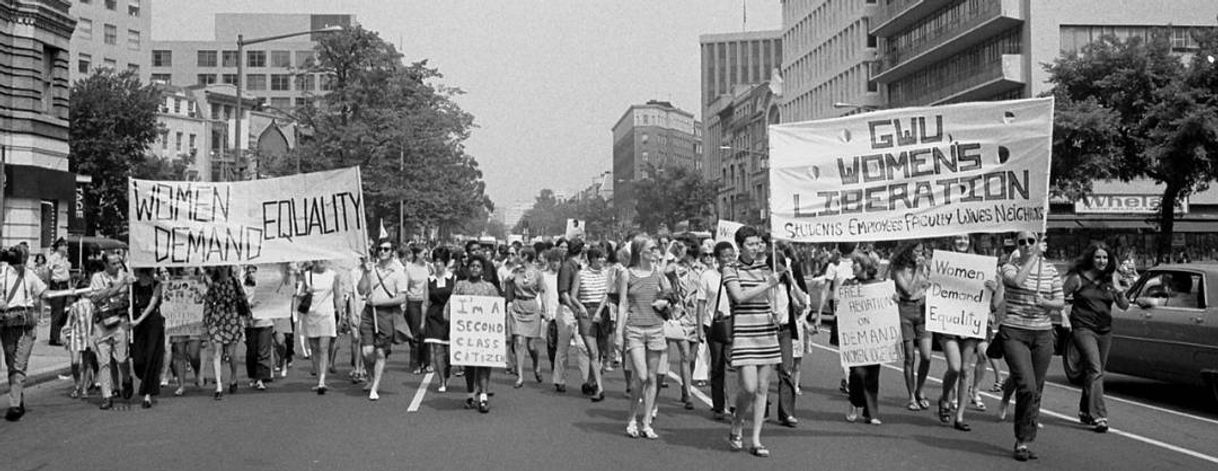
[926,250,994,339]
[162,277,205,336]
[449,295,507,368]
[127,167,369,268]
[565,219,585,240]
[836,280,903,368]
[769,98,1052,242]
[716,219,744,249]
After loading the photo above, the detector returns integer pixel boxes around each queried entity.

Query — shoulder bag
[296,272,313,314]
[708,276,732,344]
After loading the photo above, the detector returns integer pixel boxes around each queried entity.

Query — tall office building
[69,0,153,83]
[780,0,881,123]
[150,13,354,111]
[2,0,77,248]
[611,100,702,225]
[699,30,782,182]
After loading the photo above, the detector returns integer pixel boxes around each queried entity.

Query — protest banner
[449,295,508,368]
[768,98,1052,242]
[248,264,295,320]
[926,250,995,339]
[127,167,369,268]
[162,277,205,337]
[565,219,585,240]
[836,280,903,368]
[716,219,744,249]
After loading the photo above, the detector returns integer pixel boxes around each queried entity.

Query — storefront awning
[1049,217,1218,232]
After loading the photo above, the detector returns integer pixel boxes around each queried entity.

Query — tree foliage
[513,189,614,240]
[261,25,491,240]
[633,163,717,233]
[1047,29,1218,253]
[69,68,169,238]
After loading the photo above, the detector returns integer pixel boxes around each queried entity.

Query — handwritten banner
[128,167,369,268]
[836,280,903,368]
[449,295,507,368]
[162,277,205,337]
[926,250,994,339]
[769,98,1052,242]
[565,219,585,240]
[248,264,295,320]
[715,219,744,249]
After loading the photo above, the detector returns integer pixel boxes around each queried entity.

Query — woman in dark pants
[242,266,274,391]
[843,253,885,425]
[130,268,165,408]
[999,231,1064,461]
[1063,242,1128,433]
[698,241,735,420]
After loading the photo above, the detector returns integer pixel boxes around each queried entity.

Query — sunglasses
[378,246,394,252]
[1017,238,1037,246]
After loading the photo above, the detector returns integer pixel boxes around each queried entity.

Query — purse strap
[373,268,394,299]
[4,267,26,305]
[711,273,726,321]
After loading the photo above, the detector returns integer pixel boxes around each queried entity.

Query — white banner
[565,219,585,240]
[836,280,903,368]
[715,219,744,249]
[162,277,205,337]
[248,264,295,320]
[449,295,508,368]
[769,98,1052,242]
[926,250,994,339]
[128,167,369,268]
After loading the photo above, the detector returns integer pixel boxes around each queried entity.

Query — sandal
[626,421,640,438]
[971,395,987,411]
[728,433,744,451]
[917,395,931,410]
[953,421,971,432]
[906,399,922,411]
[640,426,659,439]
[750,446,771,458]
[69,389,80,399]
[846,406,860,423]
[938,401,952,424]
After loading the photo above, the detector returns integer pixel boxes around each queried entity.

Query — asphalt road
[0,334,1215,471]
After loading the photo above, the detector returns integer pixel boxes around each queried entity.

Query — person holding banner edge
[357,241,410,401]
[891,242,934,412]
[1000,231,1064,461]
[723,226,785,457]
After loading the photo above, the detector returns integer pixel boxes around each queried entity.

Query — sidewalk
[0,314,72,390]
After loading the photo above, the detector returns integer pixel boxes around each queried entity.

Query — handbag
[707,278,733,344]
[663,319,685,340]
[296,272,313,314]
[986,327,1005,359]
[233,277,252,318]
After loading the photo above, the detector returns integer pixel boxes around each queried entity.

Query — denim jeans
[776,329,797,420]
[1000,325,1054,443]
[1072,327,1110,420]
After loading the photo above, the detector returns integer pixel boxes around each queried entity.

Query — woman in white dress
[297,260,341,394]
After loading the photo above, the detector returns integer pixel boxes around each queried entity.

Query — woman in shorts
[892,241,933,412]
[615,234,672,440]
[572,245,610,401]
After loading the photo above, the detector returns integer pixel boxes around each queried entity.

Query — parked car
[1063,263,1218,402]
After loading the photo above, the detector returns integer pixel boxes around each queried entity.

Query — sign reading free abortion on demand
[127,167,369,268]
[768,98,1052,243]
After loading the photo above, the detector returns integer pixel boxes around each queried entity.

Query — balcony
[870,0,954,37]
[889,54,1024,109]
[873,0,1023,84]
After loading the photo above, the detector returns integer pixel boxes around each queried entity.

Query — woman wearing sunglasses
[999,231,1064,461]
[357,242,409,400]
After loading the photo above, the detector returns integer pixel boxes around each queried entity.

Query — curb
[0,365,72,391]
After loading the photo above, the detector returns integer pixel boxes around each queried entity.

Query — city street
[1,335,1214,471]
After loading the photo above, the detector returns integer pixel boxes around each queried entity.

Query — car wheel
[1062,338,1084,386]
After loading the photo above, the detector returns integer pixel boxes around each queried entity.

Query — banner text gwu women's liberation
[131,182,363,264]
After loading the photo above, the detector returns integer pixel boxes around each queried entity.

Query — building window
[295,97,313,108]
[127,63,139,74]
[78,54,92,74]
[271,50,291,68]
[152,50,171,67]
[270,74,291,91]
[128,0,140,17]
[104,24,117,45]
[127,29,140,50]
[295,74,315,91]
[175,132,183,151]
[188,134,196,150]
[160,130,168,150]
[78,18,93,40]
[150,73,170,84]
[270,97,292,109]
[296,50,315,68]
[197,50,217,67]
[221,73,238,85]
[246,74,267,91]
[197,74,217,85]
[41,46,57,112]
[103,58,117,69]
[105,0,116,10]
[247,50,266,67]
[221,50,239,67]
[320,74,336,91]
[172,98,180,114]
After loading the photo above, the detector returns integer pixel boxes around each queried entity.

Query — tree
[632,163,718,233]
[1047,29,1218,254]
[263,25,491,240]
[514,189,564,237]
[69,69,163,238]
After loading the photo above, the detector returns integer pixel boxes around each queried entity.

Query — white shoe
[369,391,379,401]
[438,384,447,393]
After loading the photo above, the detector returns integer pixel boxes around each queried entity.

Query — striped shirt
[723,259,781,366]
[625,268,664,328]
[1001,260,1063,331]
[576,267,609,304]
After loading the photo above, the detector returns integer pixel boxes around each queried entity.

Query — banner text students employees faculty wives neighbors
[767,98,1053,243]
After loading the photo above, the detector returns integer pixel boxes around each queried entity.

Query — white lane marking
[813,343,1218,466]
[667,371,714,408]
[407,372,434,412]
[927,351,1218,427]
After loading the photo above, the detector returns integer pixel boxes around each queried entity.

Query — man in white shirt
[1,245,49,421]
[697,241,736,420]
[46,238,71,346]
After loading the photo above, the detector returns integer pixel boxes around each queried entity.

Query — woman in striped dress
[614,234,672,439]
[723,226,785,458]
[572,245,610,401]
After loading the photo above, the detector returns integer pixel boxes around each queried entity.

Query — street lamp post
[235,25,341,180]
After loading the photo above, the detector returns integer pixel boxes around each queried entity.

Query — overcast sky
[152,0,782,210]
